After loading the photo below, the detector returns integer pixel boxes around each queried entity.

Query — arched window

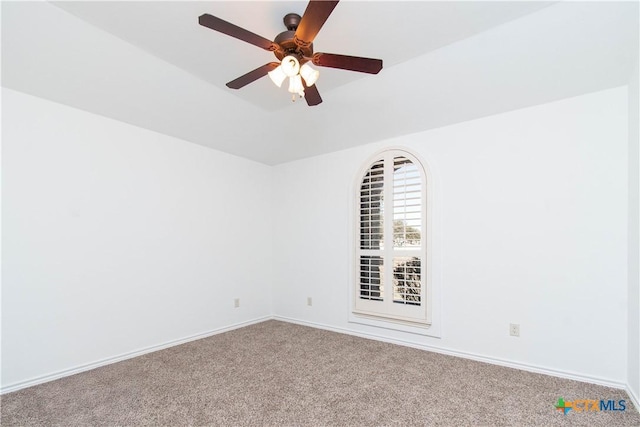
[354,149,431,326]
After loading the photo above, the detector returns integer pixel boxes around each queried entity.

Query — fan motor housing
[273,14,313,61]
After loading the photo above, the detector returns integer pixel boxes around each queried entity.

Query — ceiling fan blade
[312,53,383,74]
[199,14,279,52]
[226,63,280,89]
[303,81,322,106]
[294,0,339,47]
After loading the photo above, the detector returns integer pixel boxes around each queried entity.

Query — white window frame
[349,147,441,337]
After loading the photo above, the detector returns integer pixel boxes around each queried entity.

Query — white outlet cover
[510,323,520,336]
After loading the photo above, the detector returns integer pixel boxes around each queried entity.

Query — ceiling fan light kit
[269,55,320,101]
[300,63,320,86]
[198,0,383,106]
[267,65,287,87]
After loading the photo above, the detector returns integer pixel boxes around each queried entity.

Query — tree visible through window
[354,150,429,325]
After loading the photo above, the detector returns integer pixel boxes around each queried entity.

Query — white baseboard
[0,316,272,395]
[3,314,634,404]
[273,315,629,391]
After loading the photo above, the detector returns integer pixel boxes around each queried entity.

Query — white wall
[629,57,640,402]
[273,87,629,384]
[1,85,633,392]
[1,89,273,390]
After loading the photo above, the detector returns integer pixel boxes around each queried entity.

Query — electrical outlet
[307,297,312,306]
[510,323,520,337]
[234,298,240,308]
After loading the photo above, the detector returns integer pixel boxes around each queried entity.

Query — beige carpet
[1,320,639,426]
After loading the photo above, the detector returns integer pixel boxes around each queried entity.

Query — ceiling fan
[198,0,383,106]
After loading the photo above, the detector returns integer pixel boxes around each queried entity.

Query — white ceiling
[2,1,638,165]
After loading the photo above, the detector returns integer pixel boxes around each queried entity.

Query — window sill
[349,311,441,338]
